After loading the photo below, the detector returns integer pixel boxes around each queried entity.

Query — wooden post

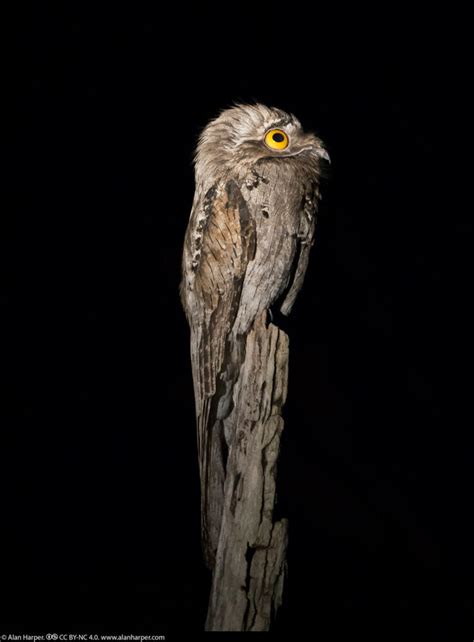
[205,311,289,631]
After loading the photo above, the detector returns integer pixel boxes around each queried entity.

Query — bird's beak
[318,148,331,164]
[292,145,331,164]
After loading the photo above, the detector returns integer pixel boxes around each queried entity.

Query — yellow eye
[264,128,289,150]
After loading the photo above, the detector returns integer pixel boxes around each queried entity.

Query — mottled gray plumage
[180,104,328,568]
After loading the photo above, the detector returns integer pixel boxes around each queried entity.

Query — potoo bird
[180,104,328,569]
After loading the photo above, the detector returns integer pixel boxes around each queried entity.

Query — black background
[2,3,471,638]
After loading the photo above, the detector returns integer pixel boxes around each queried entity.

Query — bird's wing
[181,176,256,467]
[181,181,255,553]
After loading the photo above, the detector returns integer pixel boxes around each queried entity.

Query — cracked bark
[205,311,289,631]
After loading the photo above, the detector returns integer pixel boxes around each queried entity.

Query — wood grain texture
[205,312,289,631]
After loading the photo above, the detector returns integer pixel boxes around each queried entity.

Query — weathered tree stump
[205,311,289,631]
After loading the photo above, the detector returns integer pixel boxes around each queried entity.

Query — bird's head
[194,103,329,189]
